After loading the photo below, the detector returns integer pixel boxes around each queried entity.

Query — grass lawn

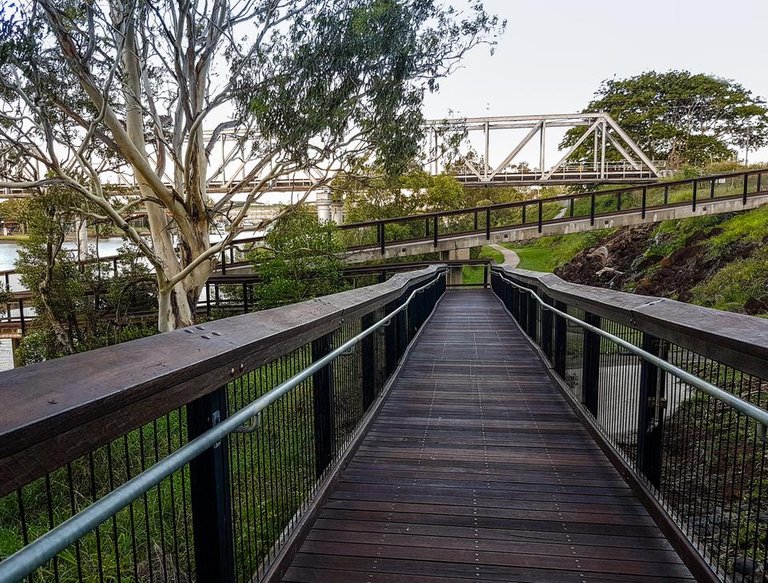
[508,247,557,272]
[462,246,504,284]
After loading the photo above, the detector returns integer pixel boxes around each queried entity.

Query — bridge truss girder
[425,113,661,186]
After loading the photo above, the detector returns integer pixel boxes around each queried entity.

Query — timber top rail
[0,265,443,495]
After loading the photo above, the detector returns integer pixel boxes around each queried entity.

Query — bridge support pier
[11,338,21,369]
[441,249,469,285]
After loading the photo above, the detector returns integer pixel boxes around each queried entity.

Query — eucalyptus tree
[0,0,503,330]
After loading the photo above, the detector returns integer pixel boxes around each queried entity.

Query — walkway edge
[489,292,719,583]
[261,291,448,583]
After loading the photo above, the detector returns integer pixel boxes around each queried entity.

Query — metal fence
[0,266,446,583]
[491,266,768,583]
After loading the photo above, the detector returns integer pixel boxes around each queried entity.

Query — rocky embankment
[554,208,768,316]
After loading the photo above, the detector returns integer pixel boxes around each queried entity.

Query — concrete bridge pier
[316,189,343,224]
[442,248,469,285]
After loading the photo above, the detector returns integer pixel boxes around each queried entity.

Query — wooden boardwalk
[283,290,693,582]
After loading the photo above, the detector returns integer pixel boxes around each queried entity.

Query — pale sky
[423,0,768,164]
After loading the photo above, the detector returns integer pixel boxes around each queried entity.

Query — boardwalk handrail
[491,265,768,582]
[495,269,768,438]
[0,265,446,582]
[215,167,768,263]
[0,269,446,583]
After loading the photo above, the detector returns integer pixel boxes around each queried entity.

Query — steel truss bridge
[0,113,661,201]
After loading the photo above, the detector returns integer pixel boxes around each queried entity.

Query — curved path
[488,244,521,268]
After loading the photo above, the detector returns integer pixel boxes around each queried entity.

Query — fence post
[541,294,553,360]
[526,289,537,339]
[581,312,601,417]
[553,301,567,377]
[589,192,596,226]
[691,180,698,211]
[187,387,236,583]
[312,333,335,477]
[537,200,543,233]
[637,334,665,488]
[384,300,398,376]
[641,187,647,219]
[361,312,376,410]
[380,223,386,255]
[743,173,749,205]
[485,208,491,240]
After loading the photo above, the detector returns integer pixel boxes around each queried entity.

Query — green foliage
[504,230,614,272]
[338,164,468,223]
[646,214,726,258]
[562,71,768,167]
[707,205,768,254]
[13,189,157,364]
[238,0,505,176]
[251,209,349,309]
[691,249,768,314]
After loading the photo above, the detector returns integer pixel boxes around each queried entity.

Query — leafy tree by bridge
[0,0,503,331]
[561,71,768,168]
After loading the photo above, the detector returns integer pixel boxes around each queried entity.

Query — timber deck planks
[282,290,693,582]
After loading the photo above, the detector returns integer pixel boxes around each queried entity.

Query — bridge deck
[283,290,693,582]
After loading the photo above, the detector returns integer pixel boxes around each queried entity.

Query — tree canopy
[562,71,768,168]
[0,0,503,330]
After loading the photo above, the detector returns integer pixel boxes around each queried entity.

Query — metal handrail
[0,269,446,583]
[493,269,768,441]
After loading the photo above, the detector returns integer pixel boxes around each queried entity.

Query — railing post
[473,210,478,231]
[485,208,491,240]
[361,312,376,410]
[743,173,749,205]
[384,300,398,376]
[527,288,537,339]
[541,294,553,360]
[433,215,438,248]
[242,282,249,313]
[663,185,669,205]
[187,387,236,583]
[758,172,763,193]
[483,264,488,288]
[521,204,527,224]
[569,198,575,217]
[581,312,601,417]
[641,187,647,219]
[710,179,715,199]
[205,283,212,319]
[19,299,26,335]
[380,223,386,255]
[589,192,596,226]
[617,192,622,211]
[396,295,408,359]
[220,250,227,275]
[312,333,335,477]
[553,301,567,377]
[537,200,543,233]
[637,334,665,489]
[691,179,698,211]
[424,217,430,239]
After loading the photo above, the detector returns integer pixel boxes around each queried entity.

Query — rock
[587,246,609,264]
[744,297,768,315]
[734,555,757,576]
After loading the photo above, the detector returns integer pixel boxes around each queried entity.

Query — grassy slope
[501,230,615,273]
